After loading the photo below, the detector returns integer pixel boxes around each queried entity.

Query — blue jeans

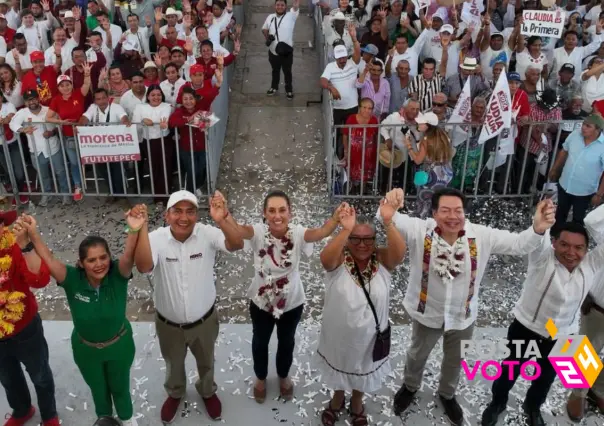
[0,142,25,187]
[64,137,82,187]
[35,151,70,194]
[0,314,57,421]
[179,150,206,192]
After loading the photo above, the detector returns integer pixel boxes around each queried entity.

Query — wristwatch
[21,242,34,253]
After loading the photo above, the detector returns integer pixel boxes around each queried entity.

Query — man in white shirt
[7,33,35,72]
[477,14,522,81]
[385,32,424,78]
[261,0,299,99]
[9,89,70,206]
[378,187,555,426]
[551,26,604,84]
[119,72,146,142]
[123,13,151,61]
[483,219,604,426]
[44,27,77,73]
[320,33,361,157]
[17,8,51,51]
[79,88,130,196]
[86,30,113,67]
[94,11,123,50]
[567,204,604,421]
[134,190,243,424]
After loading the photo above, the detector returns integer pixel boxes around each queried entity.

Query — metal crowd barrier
[0,121,218,204]
[328,120,581,202]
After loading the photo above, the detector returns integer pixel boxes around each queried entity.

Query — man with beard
[378,187,555,426]
[262,0,299,100]
[7,33,35,74]
[134,191,243,423]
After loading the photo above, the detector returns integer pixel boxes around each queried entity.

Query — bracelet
[21,242,34,253]
[125,224,142,234]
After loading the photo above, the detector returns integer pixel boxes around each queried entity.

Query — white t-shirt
[93,24,124,50]
[6,46,36,71]
[244,223,313,313]
[480,46,512,80]
[160,78,187,108]
[44,38,77,73]
[0,102,16,143]
[132,102,172,139]
[262,9,299,56]
[516,50,548,80]
[17,21,51,51]
[1,81,23,109]
[9,106,59,158]
[321,59,359,110]
[83,102,127,124]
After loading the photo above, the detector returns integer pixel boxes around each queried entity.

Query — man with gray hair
[521,65,545,103]
[427,92,452,124]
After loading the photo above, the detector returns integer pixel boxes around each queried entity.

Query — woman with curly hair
[405,112,453,218]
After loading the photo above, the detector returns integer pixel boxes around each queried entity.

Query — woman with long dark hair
[405,112,454,218]
[0,64,22,109]
[132,84,173,203]
[228,191,345,403]
[15,206,148,426]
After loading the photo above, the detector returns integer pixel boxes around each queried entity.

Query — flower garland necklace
[432,227,466,281]
[254,225,294,319]
[0,229,25,338]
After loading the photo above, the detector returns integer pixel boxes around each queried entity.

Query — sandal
[253,383,266,404]
[349,400,368,426]
[279,378,294,401]
[321,399,345,426]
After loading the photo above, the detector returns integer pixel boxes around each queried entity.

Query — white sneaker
[62,196,72,205]
[38,195,49,207]
[121,417,138,426]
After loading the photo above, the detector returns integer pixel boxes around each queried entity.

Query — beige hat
[164,7,183,19]
[541,0,555,8]
[378,143,404,168]
[141,61,157,72]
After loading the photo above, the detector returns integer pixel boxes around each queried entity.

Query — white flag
[448,78,472,124]
[478,72,512,145]
[411,0,430,17]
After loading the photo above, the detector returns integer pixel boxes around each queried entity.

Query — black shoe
[522,402,545,426]
[393,385,416,416]
[481,400,507,426]
[267,88,277,96]
[286,92,294,100]
[439,394,463,426]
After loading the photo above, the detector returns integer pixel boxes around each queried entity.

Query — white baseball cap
[57,74,72,85]
[416,112,439,126]
[334,45,348,59]
[440,24,454,34]
[167,190,199,210]
[63,11,74,19]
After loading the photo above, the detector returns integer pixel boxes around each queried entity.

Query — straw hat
[379,143,404,168]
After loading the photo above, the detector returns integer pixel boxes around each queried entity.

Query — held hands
[385,188,404,211]
[379,198,397,224]
[14,214,37,238]
[533,199,556,234]
[125,204,148,231]
[339,205,356,231]
[331,202,349,222]
[209,191,228,223]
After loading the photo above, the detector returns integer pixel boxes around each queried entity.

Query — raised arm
[320,207,352,271]
[133,220,153,273]
[304,202,345,242]
[21,215,67,283]
[209,191,244,251]
[80,62,92,96]
[153,7,164,44]
[120,204,148,278]
[12,217,43,277]
[376,198,406,270]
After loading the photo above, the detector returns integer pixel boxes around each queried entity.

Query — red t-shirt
[160,38,186,50]
[21,66,58,106]
[175,81,220,110]
[0,244,51,338]
[0,28,15,45]
[49,91,85,137]
[594,100,604,117]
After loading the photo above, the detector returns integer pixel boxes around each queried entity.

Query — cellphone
[401,12,408,22]
[540,190,556,202]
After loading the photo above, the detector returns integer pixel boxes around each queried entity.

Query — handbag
[353,262,391,362]
[273,15,293,57]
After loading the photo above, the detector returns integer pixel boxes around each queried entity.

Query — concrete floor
[1,322,601,426]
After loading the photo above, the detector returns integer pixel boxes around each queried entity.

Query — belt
[79,325,127,349]
[157,305,215,330]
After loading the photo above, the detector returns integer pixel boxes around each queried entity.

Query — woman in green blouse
[14,207,148,426]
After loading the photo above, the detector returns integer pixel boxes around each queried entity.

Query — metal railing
[328,120,581,203]
[0,119,222,204]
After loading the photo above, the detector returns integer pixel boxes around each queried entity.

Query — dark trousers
[513,145,547,195]
[0,314,57,421]
[249,301,303,380]
[269,51,293,93]
[142,137,175,200]
[491,319,558,410]
[333,106,358,159]
[553,183,593,235]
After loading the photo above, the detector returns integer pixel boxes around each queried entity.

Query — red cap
[30,51,44,62]
[189,64,206,75]
[0,210,17,226]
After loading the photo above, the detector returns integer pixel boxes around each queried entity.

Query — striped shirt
[408,72,445,112]
[321,59,360,110]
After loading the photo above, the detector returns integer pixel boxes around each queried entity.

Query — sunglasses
[349,236,376,245]
[433,102,446,107]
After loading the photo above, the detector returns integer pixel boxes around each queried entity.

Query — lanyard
[95,104,111,123]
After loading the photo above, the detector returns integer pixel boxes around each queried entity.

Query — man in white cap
[320,26,361,157]
[379,187,556,426]
[419,21,469,79]
[134,190,244,423]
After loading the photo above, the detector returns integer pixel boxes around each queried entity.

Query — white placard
[478,72,512,145]
[521,9,566,38]
[76,125,141,164]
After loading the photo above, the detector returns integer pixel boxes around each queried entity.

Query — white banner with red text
[478,72,512,145]
[76,125,141,164]
[521,10,566,39]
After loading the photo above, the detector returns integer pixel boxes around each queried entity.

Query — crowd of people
[317,0,604,229]
[2,185,604,426]
[0,0,241,207]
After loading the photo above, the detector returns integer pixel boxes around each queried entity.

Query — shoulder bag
[273,15,294,57]
[353,262,391,362]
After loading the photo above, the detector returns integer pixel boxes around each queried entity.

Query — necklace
[254,225,294,318]
[432,228,466,281]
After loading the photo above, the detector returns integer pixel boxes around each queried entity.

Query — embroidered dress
[245,223,313,317]
[315,253,392,392]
